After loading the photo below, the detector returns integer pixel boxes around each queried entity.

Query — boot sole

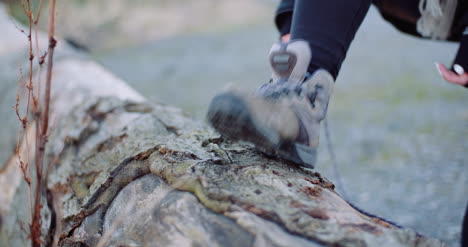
[207,92,316,168]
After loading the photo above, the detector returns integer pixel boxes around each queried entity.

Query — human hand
[436,63,468,87]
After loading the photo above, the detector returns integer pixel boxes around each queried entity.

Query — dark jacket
[275,0,468,72]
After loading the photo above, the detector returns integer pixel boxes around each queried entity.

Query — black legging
[277,0,468,80]
[290,0,372,79]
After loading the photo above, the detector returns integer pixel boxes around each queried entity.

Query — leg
[290,0,372,79]
[207,0,372,168]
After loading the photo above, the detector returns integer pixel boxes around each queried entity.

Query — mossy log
[0,5,444,247]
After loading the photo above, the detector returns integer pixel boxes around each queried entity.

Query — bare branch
[30,0,57,246]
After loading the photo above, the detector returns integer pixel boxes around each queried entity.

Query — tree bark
[0,4,445,247]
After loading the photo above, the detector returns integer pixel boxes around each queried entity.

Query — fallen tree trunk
[0,6,444,247]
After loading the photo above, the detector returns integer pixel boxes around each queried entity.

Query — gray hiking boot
[207,40,334,168]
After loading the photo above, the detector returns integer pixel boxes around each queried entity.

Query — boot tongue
[256,40,312,99]
[269,40,312,85]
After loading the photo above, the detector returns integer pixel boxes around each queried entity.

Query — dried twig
[30,1,57,245]
[33,0,44,113]
[14,0,57,246]
[15,1,38,246]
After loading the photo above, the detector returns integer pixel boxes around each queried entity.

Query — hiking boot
[207,40,334,168]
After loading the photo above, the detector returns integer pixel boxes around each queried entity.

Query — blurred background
[1,0,467,246]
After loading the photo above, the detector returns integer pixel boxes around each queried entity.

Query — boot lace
[256,73,319,107]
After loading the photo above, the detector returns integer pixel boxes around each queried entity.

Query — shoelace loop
[257,72,319,107]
